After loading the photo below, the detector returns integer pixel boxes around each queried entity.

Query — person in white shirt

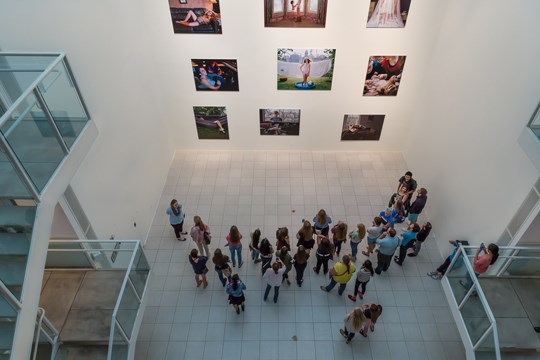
[263,260,285,303]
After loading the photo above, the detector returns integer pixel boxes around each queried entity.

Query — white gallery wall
[404,0,540,245]
[144,0,447,151]
[0,0,175,240]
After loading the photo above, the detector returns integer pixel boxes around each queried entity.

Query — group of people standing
[165,170,439,343]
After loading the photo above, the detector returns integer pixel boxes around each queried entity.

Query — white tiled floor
[135,151,465,360]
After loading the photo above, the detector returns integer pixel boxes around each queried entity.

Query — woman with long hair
[275,227,291,251]
[361,303,383,336]
[226,274,246,314]
[250,228,262,263]
[349,223,366,262]
[321,255,356,296]
[166,199,186,241]
[259,237,274,275]
[296,220,315,253]
[313,233,333,275]
[190,215,210,257]
[348,260,374,302]
[293,245,309,286]
[460,243,499,293]
[331,221,348,257]
[313,209,332,236]
[226,225,243,268]
[339,307,367,344]
[279,247,293,286]
[212,248,231,287]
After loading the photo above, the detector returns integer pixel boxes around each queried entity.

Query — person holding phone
[460,243,499,293]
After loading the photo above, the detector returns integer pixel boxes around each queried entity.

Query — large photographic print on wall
[264,0,328,28]
[192,59,239,91]
[366,0,411,28]
[169,0,222,34]
[193,106,229,140]
[277,48,336,90]
[259,109,300,136]
[341,115,385,141]
[364,56,406,96]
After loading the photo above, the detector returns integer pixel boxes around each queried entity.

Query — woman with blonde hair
[190,215,210,257]
[339,307,367,344]
[313,209,332,236]
[349,223,366,261]
[296,220,315,252]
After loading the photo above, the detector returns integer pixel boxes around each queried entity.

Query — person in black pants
[293,245,309,286]
[394,223,420,266]
[313,234,333,274]
[427,240,469,280]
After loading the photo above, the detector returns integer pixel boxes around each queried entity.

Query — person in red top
[460,243,499,292]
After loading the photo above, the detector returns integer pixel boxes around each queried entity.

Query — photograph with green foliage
[193,106,229,140]
[277,48,336,90]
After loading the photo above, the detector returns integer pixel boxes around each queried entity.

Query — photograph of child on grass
[192,59,239,92]
[193,106,229,140]
[364,55,406,96]
[277,48,336,90]
[259,109,301,136]
[341,114,385,141]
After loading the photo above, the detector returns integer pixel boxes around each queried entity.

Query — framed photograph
[364,56,406,96]
[367,0,411,28]
[264,0,328,28]
[259,109,301,136]
[191,59,239,92]
[341,115,385,141]
[169,0,222,34]
[193,106,229,140]
[277,48,336,91]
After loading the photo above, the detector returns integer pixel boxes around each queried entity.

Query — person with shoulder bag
[321,255,356,296]
[190,215,210,257]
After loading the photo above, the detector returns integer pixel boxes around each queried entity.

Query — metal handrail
[0,53,64,128]
[107,241,142,360]
[446,244,504,359]
[0,279,22,310]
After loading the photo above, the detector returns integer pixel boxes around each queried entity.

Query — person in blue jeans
[263,260,285,303]
[321,255,356,295]
[349,223,366,262]
[226,225,243,268]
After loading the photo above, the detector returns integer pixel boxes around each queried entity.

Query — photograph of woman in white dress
[366,0,411,28]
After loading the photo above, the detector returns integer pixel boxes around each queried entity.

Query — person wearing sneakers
[166,199,187,241]
[427,240,469,280]
[321,255,356,295]
[348,260,374,302]
[362,217,384,257]
[339,307,367,344]
[226,274,246,314]
[226,225,243,268]
[188,249,209,288]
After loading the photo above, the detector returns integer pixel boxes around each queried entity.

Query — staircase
[0,205,36,357]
